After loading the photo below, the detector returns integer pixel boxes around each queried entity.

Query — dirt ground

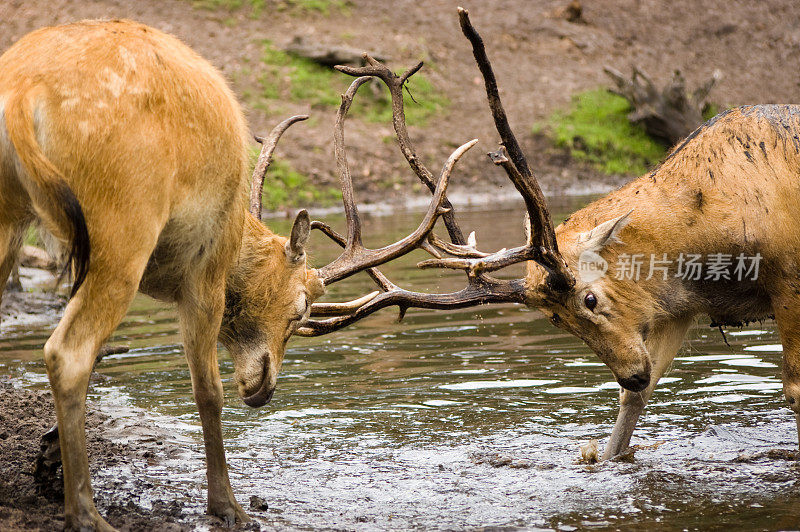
[2,0,799,204]
[0,378,267,531]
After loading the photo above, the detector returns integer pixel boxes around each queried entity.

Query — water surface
[1,196,798,530]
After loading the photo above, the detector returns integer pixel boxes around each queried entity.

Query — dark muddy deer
[0,20,475,530]
[304,8,800,461]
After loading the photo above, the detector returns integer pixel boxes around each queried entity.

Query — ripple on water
[743,344,783,352]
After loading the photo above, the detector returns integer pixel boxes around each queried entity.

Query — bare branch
[604,65,720,145]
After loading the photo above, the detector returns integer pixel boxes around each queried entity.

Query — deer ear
[576,209,633,252]
[286,209,310,263]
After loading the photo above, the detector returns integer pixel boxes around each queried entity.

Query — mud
[0,379,267,531]
[0,268,65,330]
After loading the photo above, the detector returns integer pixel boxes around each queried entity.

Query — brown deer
[0,20,475,530]
[304,8,800,462]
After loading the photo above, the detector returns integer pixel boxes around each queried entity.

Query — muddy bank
[0,379,266,531]
[11,0,800,204]
[0,267,66,330]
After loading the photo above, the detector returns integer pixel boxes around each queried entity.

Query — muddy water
[2,196,799,530]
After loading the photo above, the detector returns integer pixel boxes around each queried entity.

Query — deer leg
[603,388,648,460]
[0,222,24,306]
[177,277,248,525]
[602,318,691,459]
[770,295,800,448]
[44,269,143,531]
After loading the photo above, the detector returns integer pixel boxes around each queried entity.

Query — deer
[300,8,800,463]
[0,19,478,531]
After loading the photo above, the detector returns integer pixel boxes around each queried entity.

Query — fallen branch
[285,36,389,67]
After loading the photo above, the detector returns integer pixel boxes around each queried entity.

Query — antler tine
[308,218,402,318]
[296,276,527,337]
[250,115,309,218]
[310,291,381,317]
[426,232,489,259]
[336,58,467,246]
[309,220,396,292]
[458,7,574,291]
[335,77,371,250]
[316,131,478,284]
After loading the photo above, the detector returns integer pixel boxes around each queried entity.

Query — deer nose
[617,371,650,392]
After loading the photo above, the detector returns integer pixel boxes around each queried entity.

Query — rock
[250,495,269,511]
[558,0,586,24]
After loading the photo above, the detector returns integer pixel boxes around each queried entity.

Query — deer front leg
[603,387,648,460]
[602,318,691,460]
[178,287,249,525]
[770,293,800,448]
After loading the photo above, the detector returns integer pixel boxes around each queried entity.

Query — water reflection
[1,195,798,530]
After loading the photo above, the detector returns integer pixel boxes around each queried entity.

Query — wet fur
[527,105,800,457]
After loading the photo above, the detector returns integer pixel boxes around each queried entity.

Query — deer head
[221,78,476,406]
[525,209,656,391]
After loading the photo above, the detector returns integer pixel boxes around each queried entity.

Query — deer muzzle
[616,370,651,393]
[241,364,277,408]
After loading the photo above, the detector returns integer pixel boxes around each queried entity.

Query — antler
[298,8,575,336]
[297,277,527,337]
[313,74,478,285]
[249,115,309,218]
[328,8,573,291]
[456,7,574,291]
[299,213,527,337]
[335,57,467,246]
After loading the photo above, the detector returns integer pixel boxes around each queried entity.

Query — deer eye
[584,292,598,311]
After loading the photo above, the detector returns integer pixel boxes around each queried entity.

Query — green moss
[250,148,341,210]
[280,0,349,14]
[703,103,720,121]
[253,41,447,125]
[189,0,244,11]
[544,89,668,176]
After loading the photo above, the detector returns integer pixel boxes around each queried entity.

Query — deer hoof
[784,382,800,414]
[209,500,251,526]
[65,512,116,532]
